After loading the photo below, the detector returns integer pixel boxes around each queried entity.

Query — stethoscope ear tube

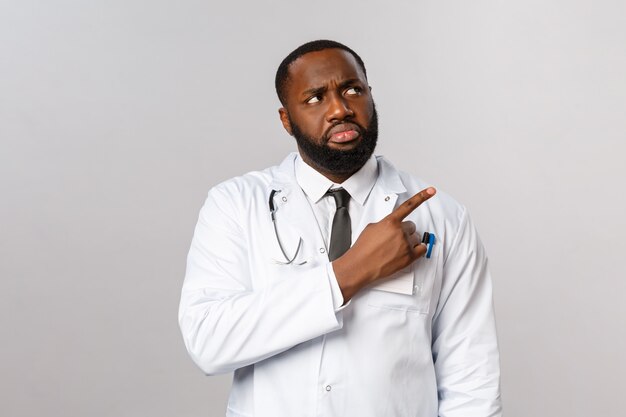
[269,189,278,220]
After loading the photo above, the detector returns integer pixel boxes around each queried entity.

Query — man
[179,40,501,416]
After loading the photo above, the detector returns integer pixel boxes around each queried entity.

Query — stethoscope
[269,189,306,265]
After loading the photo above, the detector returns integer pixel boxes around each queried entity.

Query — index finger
[387,187,436,221]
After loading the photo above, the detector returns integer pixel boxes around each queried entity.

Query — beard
[289,103,378,176]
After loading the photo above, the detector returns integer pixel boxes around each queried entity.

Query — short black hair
[275,39,368,106]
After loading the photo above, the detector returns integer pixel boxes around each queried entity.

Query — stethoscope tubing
[269,189,305,265]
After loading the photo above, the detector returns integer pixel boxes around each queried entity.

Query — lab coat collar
[374,155,407,195]
[268,153,298,193]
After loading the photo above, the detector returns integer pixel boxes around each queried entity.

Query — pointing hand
[332,187,437,302]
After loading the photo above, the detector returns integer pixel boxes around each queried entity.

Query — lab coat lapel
[355,156,407,237]
[267,154,323,264]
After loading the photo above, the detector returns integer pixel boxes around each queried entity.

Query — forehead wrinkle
[289,50,365,88]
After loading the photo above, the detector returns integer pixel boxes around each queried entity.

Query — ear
[278,107,293,136]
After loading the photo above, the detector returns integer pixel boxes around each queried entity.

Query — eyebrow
[302,86,326,97]
[301,78,363,97]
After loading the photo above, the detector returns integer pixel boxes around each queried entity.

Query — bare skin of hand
[332,187,437,303]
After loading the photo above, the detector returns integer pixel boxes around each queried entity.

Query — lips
[327,123,362,144]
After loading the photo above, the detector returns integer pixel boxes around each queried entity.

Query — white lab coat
[179,152,502,417]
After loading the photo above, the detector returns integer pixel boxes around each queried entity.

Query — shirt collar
[294,153,379,206]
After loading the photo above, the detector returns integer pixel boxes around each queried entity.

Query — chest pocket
[366,244,440,314]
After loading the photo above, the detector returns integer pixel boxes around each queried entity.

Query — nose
[325,92,354,122]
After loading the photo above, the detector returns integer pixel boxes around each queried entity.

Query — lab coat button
[282,196,287,202]
[325,385,331,392]
[384,196,390,201]
[319,248,326,253]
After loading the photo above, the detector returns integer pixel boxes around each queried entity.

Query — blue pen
[426,233,435,259]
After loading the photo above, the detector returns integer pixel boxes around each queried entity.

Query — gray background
[1,0,625,416]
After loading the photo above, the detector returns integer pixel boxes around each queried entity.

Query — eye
[306,95,321,104]
[345,86,362,96]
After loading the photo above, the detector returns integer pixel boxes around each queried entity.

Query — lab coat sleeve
[431,208,502,417]
[326,263,352,310]
[178,186,343,376]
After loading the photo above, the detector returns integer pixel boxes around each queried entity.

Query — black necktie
[326,188,352,261]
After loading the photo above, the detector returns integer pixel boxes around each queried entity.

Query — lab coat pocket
[263,220,310,266]
[266,235,311,267]
[366,248,439,314]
